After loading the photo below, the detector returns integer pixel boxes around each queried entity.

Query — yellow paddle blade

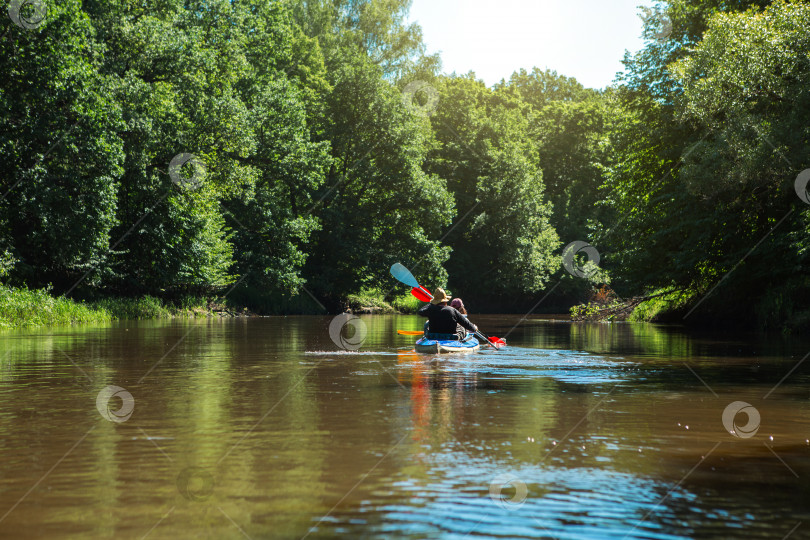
[397,330,424,335]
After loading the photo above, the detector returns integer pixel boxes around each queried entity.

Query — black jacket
[417,303,476,335]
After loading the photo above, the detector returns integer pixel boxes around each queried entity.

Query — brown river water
[1,314,809,539]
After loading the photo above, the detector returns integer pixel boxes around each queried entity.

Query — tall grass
[345,288,422,314]
[92,296,172,319]
[0,286,221,328]
[0,283,421,330]
[390,293,420,314]
[346,289,397,313]
[0,286,111,328]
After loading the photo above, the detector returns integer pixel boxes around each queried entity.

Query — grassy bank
[0,286,111,328]
[346,289,421,314]
[569,287,698,324]
[0,286,228,329]
[0,285,422,329]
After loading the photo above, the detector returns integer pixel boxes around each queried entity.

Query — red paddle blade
[411,287,432,302]
[489,337,506,348]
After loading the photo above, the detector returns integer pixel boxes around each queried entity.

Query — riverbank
[0,285,421,329]
[570,288,695,324]
[346,289,420,314]
[0,285,253,329]
[7,281,806,333]
[570,285,810,333]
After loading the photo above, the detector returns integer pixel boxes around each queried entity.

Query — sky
[407,0,655,89]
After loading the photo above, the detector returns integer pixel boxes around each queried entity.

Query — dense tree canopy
[597,0,810,327]
[1,1,123,290]
[425,74,559,304]
[2,0,809,327]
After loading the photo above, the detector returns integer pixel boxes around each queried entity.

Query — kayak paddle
[476,330,506,348]
[390,262,506,349]
[391,263,432,300]
[397,330,425,335]
[410,287,432,302]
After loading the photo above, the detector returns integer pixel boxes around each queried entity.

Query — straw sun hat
[430,287,451,305]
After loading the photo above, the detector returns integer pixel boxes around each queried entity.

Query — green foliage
[0,285,237,327]
[570,285,624,321]
[223,72,330,296]
[569,302,603,321]
[84,0,254,295]
[500,68,592,108]
[0,0,124,289]
[3,0,808,329]
[581,0,810,329]
[674,0,810,188]
[346,288,397,313]
[425,74,560,304]
[92,295,214,319]
[292,0,427,78]
[303,30,453,303]
[92,295,171,320]
[390,293,420,314]
[344,289,420,313]
[628,289,696,322]
[530,95,615,243]
[0,285,111,328]
[0,251,16,280]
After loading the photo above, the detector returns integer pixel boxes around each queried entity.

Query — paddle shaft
[474,330,500,349]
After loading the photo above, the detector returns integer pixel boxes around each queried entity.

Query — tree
[303,52,453,304]
[498,69,615,248]
[599,0,776,298]
[426,75,560,306]
[290,0,453,305]
[669,0,810,325]
[291,0,427,78]
[77,0,330,297]
[0,0,124,290]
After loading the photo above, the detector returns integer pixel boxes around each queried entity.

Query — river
[0,315,808,539]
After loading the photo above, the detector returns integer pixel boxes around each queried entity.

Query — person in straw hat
[417,287,478,340]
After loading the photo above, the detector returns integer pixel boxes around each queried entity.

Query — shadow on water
[0,315,809,539]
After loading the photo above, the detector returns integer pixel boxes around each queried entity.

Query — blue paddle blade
[390,263,420,288]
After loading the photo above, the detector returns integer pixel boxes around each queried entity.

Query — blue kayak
[415,336,480,354]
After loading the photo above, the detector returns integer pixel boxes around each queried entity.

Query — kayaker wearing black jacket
[417,287,478,340]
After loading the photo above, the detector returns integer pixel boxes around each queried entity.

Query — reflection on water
[1,316,809,539]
